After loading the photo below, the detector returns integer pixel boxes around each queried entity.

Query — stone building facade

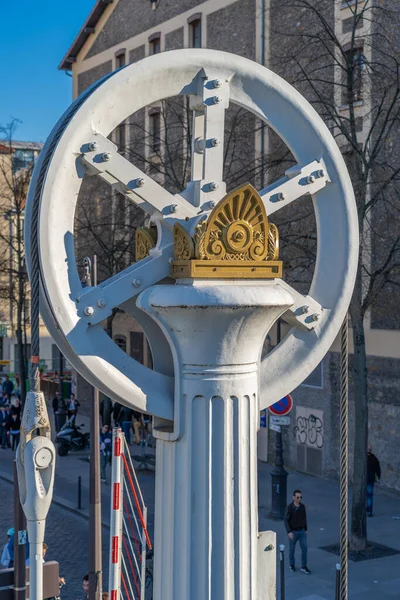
[60,0,400,493]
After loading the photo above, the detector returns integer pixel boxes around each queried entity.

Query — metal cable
[28,72,116,392]
[339,313,349,600]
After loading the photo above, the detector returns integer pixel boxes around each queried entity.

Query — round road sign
[268,394,293,416]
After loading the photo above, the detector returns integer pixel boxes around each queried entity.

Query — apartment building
[60,0,400,492]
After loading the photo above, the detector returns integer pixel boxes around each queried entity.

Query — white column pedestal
[137,281,293,600]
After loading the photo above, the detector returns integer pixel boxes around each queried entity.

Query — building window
[130,332,144,364]
[149,34,161,55]
[12,149,35,172]
[114,335,127,353]
[300,361,323,389]
[115,51,126,69]
[190,19,202,48]
[149,111,161,153]
[343,46,364,104]
[189,18,202,48]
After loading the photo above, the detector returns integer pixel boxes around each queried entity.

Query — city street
[1,441,400,599]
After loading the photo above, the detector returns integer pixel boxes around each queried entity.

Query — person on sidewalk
[119,405,133,444]
[2,375,13,398]
[8,412,21,450]
[1,527,13,568]
[82,573,89,600]
[67,392,80,419]
[367,445,381,517]
[0,405,9,449]
[100,424,112,482]
[284,489,311,575]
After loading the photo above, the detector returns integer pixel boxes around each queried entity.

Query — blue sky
[0,0,95,143]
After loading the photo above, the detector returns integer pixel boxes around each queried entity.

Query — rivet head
[307,175,315,184]
[212,96,222,104]
[277,192,286,201]
[210,138,220,147]
[88,141,98,151]
[132,278,141,287]
[209,182,219,191]
[317,169,326,178]
[136,177,145,187]
[102,152,112,162]
[84,306,94,316]
[97,298,106,308]
[300,305,309,314]
[213,79,223,88]
[311,313,320,322]
[209,200,216,208]
[171,204,178,213]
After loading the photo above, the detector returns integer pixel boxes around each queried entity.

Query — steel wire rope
[121,564,133,600]
[122,454,152,548]
[28,72,115,392]
[122,514,142,580]
[122,527,142,597]
[123,475,143,546]
[123,495,142,558]
[122,552,136,600]
[339,313,349,600]
[123,437,145,507]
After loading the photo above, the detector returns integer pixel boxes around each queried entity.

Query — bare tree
[0,120,32,403]
[267,0,400,548]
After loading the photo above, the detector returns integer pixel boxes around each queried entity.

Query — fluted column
[137,281,293,600]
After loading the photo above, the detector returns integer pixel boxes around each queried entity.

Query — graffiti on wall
[293,406,324,449]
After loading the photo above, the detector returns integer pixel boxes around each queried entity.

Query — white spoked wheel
[25,49,358,419]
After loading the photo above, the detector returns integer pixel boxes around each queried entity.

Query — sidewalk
[1,437,399,599]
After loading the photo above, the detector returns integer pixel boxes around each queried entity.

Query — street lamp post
[270,319,288,520]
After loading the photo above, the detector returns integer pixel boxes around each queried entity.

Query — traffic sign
[268,394,293,416]
[260,409,267,428]
[270,416,291,426]
[0,360,10,365]
[269,423,281,433]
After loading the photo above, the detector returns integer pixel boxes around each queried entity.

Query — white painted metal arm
[76,245,173,326]
[278,280,323,330]
[259,159,330,216]
[80,133,198,221]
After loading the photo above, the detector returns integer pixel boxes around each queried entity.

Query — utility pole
[88,255,102,600]
[270,319,288,520]
[13,461,26,600]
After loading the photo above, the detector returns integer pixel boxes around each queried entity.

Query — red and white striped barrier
[109,428,124,600]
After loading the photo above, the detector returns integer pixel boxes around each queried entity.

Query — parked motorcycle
[55,416,90,456]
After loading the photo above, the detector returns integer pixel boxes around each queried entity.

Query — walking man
[284,489,311,574]
[367,445,381,517]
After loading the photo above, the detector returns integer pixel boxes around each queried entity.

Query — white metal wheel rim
[25,49,358,418]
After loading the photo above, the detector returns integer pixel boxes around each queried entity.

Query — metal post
[89,256,102,600]
[140,506,148,599]
[339,314,349,600]
[270,319,288,520]
[78,475,82,510]
[279,544,285,600]
[13,461,26,600]
[109,428,123,599]
[335,563,341,600]
[59,349,63,397]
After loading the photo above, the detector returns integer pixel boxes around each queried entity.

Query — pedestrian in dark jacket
[8,413,21,450]
[2,376,13,398]
[0,405,9,449]
[367,445,381,517]
[284,490,311,574]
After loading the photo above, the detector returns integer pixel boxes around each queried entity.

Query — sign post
[269,394,293,520]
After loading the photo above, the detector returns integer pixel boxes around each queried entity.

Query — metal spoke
[182,71,230,209]
[75,244,173,326]
[278,280,323,331]
[80,133,198,222]
[259,160,330,216]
